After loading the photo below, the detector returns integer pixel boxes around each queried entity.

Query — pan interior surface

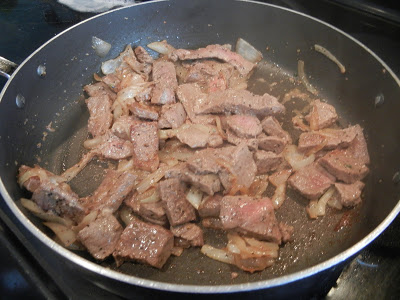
[0,0,399,291]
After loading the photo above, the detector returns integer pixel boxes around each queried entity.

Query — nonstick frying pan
[0,0,400,297]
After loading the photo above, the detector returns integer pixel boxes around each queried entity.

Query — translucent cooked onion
[272,184,286,210]
[138,188,160,203]
[20,198,73,227]
[171,246,184,257]
[73,210,98,233]
[43,222,77,247]
[298,60,318,95]
[327,193,343,210]
[147,40,176,55]
[283,145,315,171]
[84,136,104,149]
[236,38,263,63]
[136,162,178,194]
[314,44,346,74]
[200,245,235,264]
[119,205,136,226]
[117,159,134,172]
[92,36,111,57]
[248,175,269,197]
[306,187,335,219]
[186,186,203,209]
[61,151,97,182]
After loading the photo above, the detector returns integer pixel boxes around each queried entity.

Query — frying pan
[1,0,400,297]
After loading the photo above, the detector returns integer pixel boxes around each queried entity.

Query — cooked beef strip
[110,115,138,140]
[219,196,282,244]
[139,202,168,226]
[279,222,294,243]
[158,178,196,226]
[319,150,369,184]
[172,44,255,76]
[261,116,292,144]
[186,150,221,175]
[288,162,336,199]
[84,82,117,101]
[305,99,338,130]
[175,124,223,148]
[196,89,285,118]
[333,181,365,207]
[257,133,286,154]
[77,213,123,260]
[151,61,178,105]
[101,74,121,92]
[135,86,153,102]
[82,170,136,213]
[347,125,370,165]
[226,115,262,138]
[158,102,187,129]
[201,217,224,230]
[113,217,174,269]
[130,121,159,172]
[134,46,154,64]
[86,95,113,137]
[226,129,258,151]
[198,194,223,218]
[297,126,358,153]
[176,83,216,125]
[170,223,204,247]
[96,132,134,160]
[18,166,86,222]
[180,167,221,195]
[130,102,159,120]
[254,151,283,175]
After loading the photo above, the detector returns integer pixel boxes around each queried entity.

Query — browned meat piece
[201,217,224,230]
[83,170,136,213]
[279,222,294,243]
[261,116,291,143]
[113,218,174,268]
[219,196,282,244]
[158,102,187,129]
[347,125,370,165]
[130,102,159,120]
[175,124,223,148]
[186,150,220,175]
[84,82,117,101]
[102,74,121,92]
[319,150,369,183]
[131,121,159,172]
[170,223,204,247]
[18,166,86,222]
[198,194,223,218]
[158,178,196,226]
[86,95,113,137]
[134,46,153,64]
[226,115,262,138]
[111,115,139,140]
[217,144,257,191]
[135,86,153,102]
[123,52,152,79]
[254,151,283,174]
[305,100,338,130]
[96,132,134,160]
[196,89,285,118]
[333,181,365,207]
[297,126,358,153]
[257,134,286,154]
[77,213,123,260]
[226,129,258,151]
[139,202,168,226]
[181,168,221,195]
[176,83,216,125]
[288,163,335,199]
[151,61,178,105]
[172,44,255,76]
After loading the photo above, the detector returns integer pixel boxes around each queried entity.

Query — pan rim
[1,0,400,294]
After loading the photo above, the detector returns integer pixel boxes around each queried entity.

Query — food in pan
[18,38,370,273]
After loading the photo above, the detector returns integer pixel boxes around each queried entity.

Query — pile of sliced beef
[17,39,369,274]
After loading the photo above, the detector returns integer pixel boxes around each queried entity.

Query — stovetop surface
[1,0,399,299]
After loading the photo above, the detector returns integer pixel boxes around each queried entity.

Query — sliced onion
[136,162,178,194]
[314,44,346,74]
[186,186,203,209]
[138,187,160,203]
[117,159,134,172]
[298,60,318,95]
[61,151,97,182]
[306,187,335,219]
[83,136,104,149]
[43,222,77,247]
[272,184,286,210]
[327,193,343,210]
[283,145,315,171]
[20,198,73,227]
[119,205,137,226]
[92,36,111,57]
[147,40,176,55]
[236,38,263,63]
[248,175,269,197]
[73,210,99,233]
[201,245,235,264]
[101,45,133,75]
[171,246,184,257]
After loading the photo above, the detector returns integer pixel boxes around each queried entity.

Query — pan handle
[0,56,18,79]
